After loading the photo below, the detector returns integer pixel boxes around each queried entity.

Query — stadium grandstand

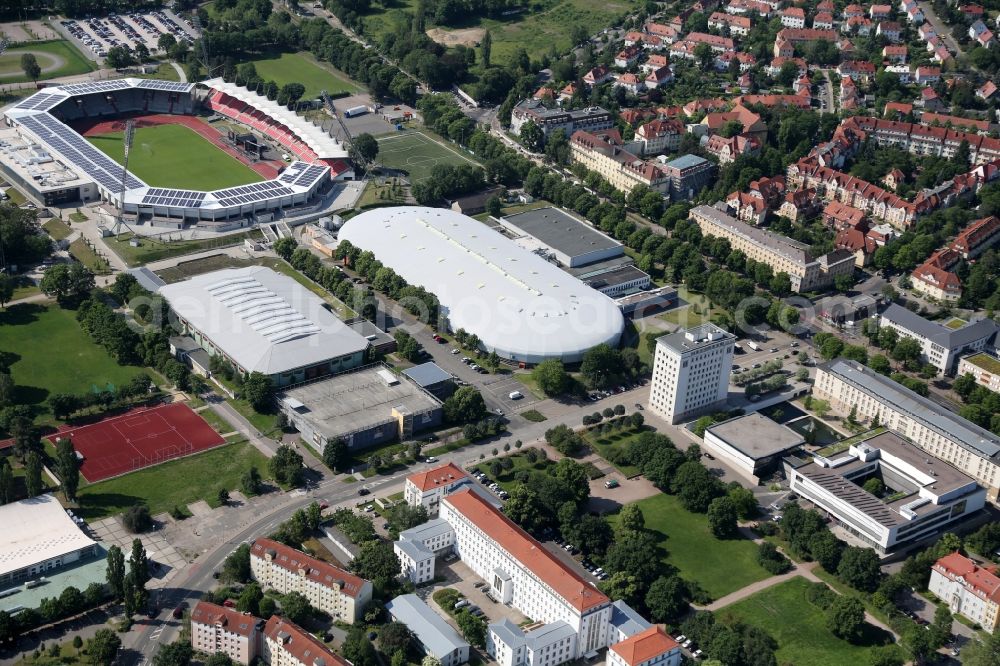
[0,78,352,227]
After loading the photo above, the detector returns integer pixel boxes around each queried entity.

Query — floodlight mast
[114,120,136,237]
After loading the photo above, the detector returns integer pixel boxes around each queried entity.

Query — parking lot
[58,9,197,61]
[430,559,530,626]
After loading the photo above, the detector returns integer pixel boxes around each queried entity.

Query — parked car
[604,479,619,489]
[358,488,370,496]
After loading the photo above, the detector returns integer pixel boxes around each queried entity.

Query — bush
[122,505,152,533]
[805,581,837,609]
[757,542,791,574]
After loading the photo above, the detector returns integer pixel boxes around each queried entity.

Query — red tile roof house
[615,45,643,68]
[877,20,903,42]
[929,553,1000,633]
[884,101,914,118]
[645,65,675,89]
[263,616,351,666]
[978,80,998,100]
[615,72,645,94]
[813,12,835,29]
[883,44,908,63]
[823,200,868,229]
[404,462,470,511]
[915,66,941,83]
[583,65,613,86]
[921,112,989,133]
[704,133,761,164]
[641,54,670,74]
[869,4,892,18]
[780,6,806,27]
[960,3,985,16]
[727,191,771,224]
[607,627,682,666]
[911,248,963,301]
[191,602,264,665]
[635,118,685,154]
[838,59,877,81]
[950,215,1000,259]
[835,226,880,266]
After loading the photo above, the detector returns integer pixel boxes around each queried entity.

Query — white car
[508,390,524,400]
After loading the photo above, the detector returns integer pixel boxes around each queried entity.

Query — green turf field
[87,123,263,190]
[249,52,363,99]
[377,131,478,183]
[609,494,772,600]
[0,303,147,414]
[0,40,97,83]
[720,578,899,666]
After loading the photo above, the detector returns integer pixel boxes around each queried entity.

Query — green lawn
[227,398,280,436]
[43,218,73,241]
[377,131,478,183]
[77,440,270,519]
[248,51,363,99]
[613,494,771,600]
[69,238,112,274]
[720,578,898,666]
[0,303,147,413]
[587,429,643,478]
[105,231,255,268]
[471,450,553,493]
[0,40,96,83]
[87,123,262,190]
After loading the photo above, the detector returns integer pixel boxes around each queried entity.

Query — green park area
[0,40,96,83]
[248,51,363,99]
[614,494,771,600]
[87,123,262,191]
[720,578,898,666]
[377,131,479,183]
[0,303,146,415]
[77,440,269,520]
[586,429,642,478]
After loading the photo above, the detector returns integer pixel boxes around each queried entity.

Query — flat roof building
[0,494,98,586]
[159,267,368,387]
[814,358,1000,503]
[279,365,442,451]
[704,413,805,479]
[403,362,456,399]
[784,429,986,553]
[957,352,1000,393]
[339,207,624,363]
[499,207,624,268]
[386,594,470,666]
[649,324,735,424]
[876,304,999,375]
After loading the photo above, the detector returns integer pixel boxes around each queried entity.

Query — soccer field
[377,131,478,183]
[87,123,263,190]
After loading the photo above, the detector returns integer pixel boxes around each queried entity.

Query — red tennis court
[48,403,226,482]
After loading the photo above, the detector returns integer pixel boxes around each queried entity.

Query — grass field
[77,440,269,519]
[69,238,111,274]
[87,123,263,190]
[587,429,643,478]
[248,51,362,99]
[0,40,96,83]
[0,303,147,413]
[105,231,256,268]
[612,494,771,600]
[43,219,73,241]
[720,578,898,666]
[377,131,478,183]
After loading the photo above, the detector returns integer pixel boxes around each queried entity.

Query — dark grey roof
[880,304,1000,349]
[403,362,453,388]
[386,594,469,658]
[706,412,804,459]
[502,207,623,259]
[820,358,1000,459]
[609,600,651,637]
[584,265,650,289]
[128,267,166,293]
[664,153,710,171]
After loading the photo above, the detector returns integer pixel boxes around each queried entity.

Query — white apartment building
[190,602,263,664]
[439,489,613,659]
[929,552,1000,633]
[250,538,372,623]
[957,353,1000,393]
[607,627,682,666]
[875,304,999,375]
[648,324,735,424]
[813,359,1000,503]
[404,462,471,512]
[394,518,456,584]
[263,615,350,666]
[783,430,986,553]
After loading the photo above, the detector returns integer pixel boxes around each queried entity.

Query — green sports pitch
[87,123,263,191]
[376,131,478,183]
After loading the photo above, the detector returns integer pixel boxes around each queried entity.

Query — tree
[39,263,94,307]
[351,540,400,590]
[20,53,41,83]
[273,237,297,260]
[280,591,313,624]
[221,543,252,584]
[87,629,122,666]
[152,641,194,666]
[122,505,153,533]
[672,461,723,513]
[618,503,645,532]
[0,459,12,505]
[25,451,42,497]
[157,33,177,52]
[106,545,126,600]
[533,359,570,396]
[837,546,881,591]
[580,344,620,388]
[809,529,844,572]
[344,627,379,666]
[486,195,503,218]
[645,576,689,623]
[826,596,866,642]
[241,466,262,496]
[504,484,546,532]
[269,445,304,487]
[130,538,150,589]
[352,133,380,164]
[237,582,262,615]
[322,438,348,472]
[379,622,413,656]
[455,610,486,646]
[862,477,884,496]
[480,29,492,67]
[387,503,429,533]
[727,485,757,519]
[544,424,585,456]
[443,387,487,423]
[599,571,643,607]
[520,119,544,151]
[217,487,230,505]
[205,654,234,666]
[242,372,273,412]
[55,438,80,501]
[707,496,738,538]
[0,274,13,309]
[960,633,1000,666]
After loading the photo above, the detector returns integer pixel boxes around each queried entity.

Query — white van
[508,391,523,400]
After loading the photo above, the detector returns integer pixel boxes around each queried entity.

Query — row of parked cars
[472,470,510,501]
[673,635,703,659]
[587,380,645,402]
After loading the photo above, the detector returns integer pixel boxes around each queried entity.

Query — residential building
[704,413,805,479]
[635,119,684,155]
[929,553,1000,633]
[875,303,1000,375]
[781,6,806,27]
[952,215,1000,258]
[387,595,471,666]
[708,11,752,34]
[249,538,372,623]
[648,323,735,424]
[911,249,963,302]
[704,134,760,164]
[607,627,682,666]
[395,518,457,584]
[439,489,613,658]
[510,100,613,140]
[569,129,670,194]
[690,205,856,292]
[957,352,1000,393]
[813,359,1000,502]
[614,45,642,68]
[404,462,471,512]
[784,429,986,553]
[190,602,263,665]
[262,616,350,666]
